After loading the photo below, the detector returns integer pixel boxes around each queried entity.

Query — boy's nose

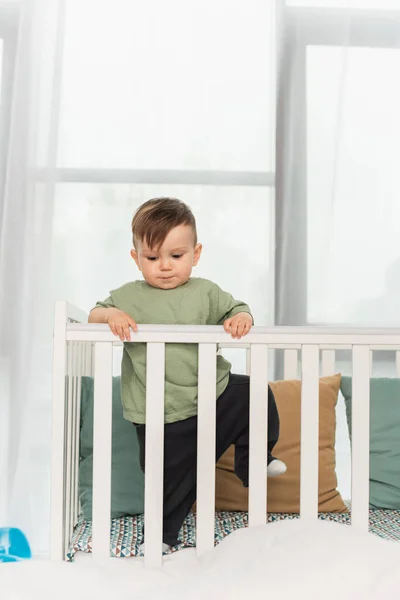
[160,260,172,271]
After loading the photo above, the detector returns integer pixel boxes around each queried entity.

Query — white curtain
[0,0,278,555]
[0,0,63,554]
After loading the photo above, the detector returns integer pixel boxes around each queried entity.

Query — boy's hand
[223,312,253,339]
[106,308,138,341]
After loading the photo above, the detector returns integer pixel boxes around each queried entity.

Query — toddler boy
[89,197,286,552]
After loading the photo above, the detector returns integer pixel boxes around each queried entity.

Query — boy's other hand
[106,308,138,341]
[223,312,253,339]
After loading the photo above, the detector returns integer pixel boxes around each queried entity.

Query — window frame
[276,6,400,327]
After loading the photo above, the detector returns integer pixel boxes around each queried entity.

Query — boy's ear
[193,243,202,266]
[130,249,141,271]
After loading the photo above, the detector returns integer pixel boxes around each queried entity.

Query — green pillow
[79,376,144,520]
[340,376,400,509]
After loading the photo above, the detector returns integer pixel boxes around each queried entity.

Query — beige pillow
[215,374,347,513]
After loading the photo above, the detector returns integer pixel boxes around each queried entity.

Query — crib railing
[51,300,400,568]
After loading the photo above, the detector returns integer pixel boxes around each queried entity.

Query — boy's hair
[131,197,197,249]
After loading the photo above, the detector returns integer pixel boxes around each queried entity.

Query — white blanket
[1,520,400,600]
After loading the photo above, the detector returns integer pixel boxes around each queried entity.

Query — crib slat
[64,342,74,557]
[284,349,298,380]
[144,343,165,569]
[73,343,83,528]
[321,350,336,377]
[396,351,400,377]
[50,301,68,560]
[246,347,251,376]
[92,342,113,559]
[196,343,217,556]
[351,345,370,532]
[248,344,269,525]
[70,344,77,534]
[83,342,93,376]
[300,345,319,521]
[70,343,78,540]
[70,343,78,537]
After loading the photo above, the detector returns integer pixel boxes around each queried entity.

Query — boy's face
[130,224,202,289]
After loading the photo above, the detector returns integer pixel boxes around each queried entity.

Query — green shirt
[95,277,252,424]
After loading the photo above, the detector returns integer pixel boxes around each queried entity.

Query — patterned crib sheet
[67,507,400,561]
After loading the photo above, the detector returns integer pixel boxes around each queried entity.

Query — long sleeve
[208,282,253,325]
[93,294,116,310]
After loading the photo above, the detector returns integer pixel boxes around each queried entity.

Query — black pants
[134,373,280,547]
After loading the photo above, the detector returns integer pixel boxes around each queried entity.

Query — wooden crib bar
[196,344,217,558]
[248,345,269,527]
[92,343,113,559]
[64,342,82,556]
[143,343,165,568]
[321,349,335,377]
[351,346,370,532]
[300,346,320,521]
[50,301,68,561]
[284,348,298,379]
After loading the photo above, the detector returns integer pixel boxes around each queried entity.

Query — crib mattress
[67,506,400,561]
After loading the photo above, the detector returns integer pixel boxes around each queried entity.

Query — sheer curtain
[0,0,278,555]
[0,0,63,553]
[277,0,400,498]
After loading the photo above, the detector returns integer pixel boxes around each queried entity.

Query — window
[280,6,400,326]
[307,45,400,324]
[58,0,276,172]
[50,0,278,334]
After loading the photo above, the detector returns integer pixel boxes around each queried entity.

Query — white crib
[50,300,400,568]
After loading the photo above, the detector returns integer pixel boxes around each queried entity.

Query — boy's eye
[172,254,182,259]
[147,256,157,261]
